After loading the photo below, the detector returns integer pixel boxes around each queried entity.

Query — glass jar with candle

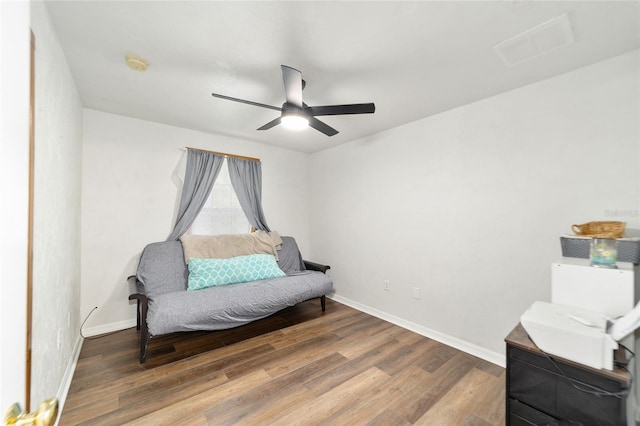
[590,238,618,268]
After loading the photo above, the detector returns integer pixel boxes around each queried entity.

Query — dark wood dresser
[506,323,632,425]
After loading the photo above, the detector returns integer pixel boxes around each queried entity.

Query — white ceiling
[45,1,640,153]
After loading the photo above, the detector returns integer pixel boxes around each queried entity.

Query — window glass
[189,162,251,235]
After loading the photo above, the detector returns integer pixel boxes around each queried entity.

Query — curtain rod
[185,147,261,163]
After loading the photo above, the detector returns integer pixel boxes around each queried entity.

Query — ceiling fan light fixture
[281,114,309,131]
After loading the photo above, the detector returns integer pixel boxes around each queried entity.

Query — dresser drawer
[509,399,563,426]
[509,346,627,426]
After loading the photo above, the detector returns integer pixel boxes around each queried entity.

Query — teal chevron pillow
[187,254,286,291]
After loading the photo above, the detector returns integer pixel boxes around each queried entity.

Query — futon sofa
[128,234,333,363]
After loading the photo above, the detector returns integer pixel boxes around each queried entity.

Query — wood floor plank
[475,358,505,377]
[228,353,351,425]
[175,415,210,426]
[263,338,346,379]
[63,341,272,416]
[123,369,272,426]
[394,326,431,346]
[415,340,461,373]
[470,369,506,425]
[368,409,413,426]
[58,299,506,425]
[57,393,119,425]
[388,351,481,423]
[270,366,392,426]
[65,361,144,398]
[332,313,384,337]
[223,333,340,379]
[323,365,429,425]
[375,336,439,376]
[462,414,495,426]
[413,367,501,425]
[115,370,229,422]
[263,308,360,350]
[337,322,407,360]
[204,379,314,424]
[302,337,405,396]
[78,371,229,425]
[322,320,397,359]
[276,301,361,335]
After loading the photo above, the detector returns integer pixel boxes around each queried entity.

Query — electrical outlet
[413,287,421,299]
[384,280,390,291]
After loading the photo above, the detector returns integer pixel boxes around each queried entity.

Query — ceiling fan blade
[308,117,338,137]
[211,93,282,112]
[306,103,376,116]
[281,65,303,108]
[257,117,281,131]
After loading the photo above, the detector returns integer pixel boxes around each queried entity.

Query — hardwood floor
[59,299,505,425]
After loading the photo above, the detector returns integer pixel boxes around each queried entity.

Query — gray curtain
[167,149,224,240]
[227,157,271,232]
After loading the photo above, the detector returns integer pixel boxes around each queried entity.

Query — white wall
[309,50,640,364]
[81,110,311,333]
[30,0,84,408]
[0,0,31,411]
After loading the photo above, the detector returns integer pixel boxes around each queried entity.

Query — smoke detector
[125,54,148,71]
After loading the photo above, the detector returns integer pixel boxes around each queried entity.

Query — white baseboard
[55,334,83,425]
[328,294,506,368]
[82,318,137,338]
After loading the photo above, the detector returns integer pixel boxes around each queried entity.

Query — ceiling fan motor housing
[282,103,306,117]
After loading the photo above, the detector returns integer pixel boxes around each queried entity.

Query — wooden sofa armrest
[127,275,149,363]
[303,260,331,274]
[128,275,146,298]
[302,261,330,312]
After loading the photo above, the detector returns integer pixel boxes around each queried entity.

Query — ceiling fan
[211,65,375,137]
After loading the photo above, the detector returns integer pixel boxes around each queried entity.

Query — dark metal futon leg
[136,297,149,363]
[129,279,150,363]
[135,300,141,331]
[321,295,326,312]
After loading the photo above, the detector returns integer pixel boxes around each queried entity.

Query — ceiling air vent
[493,14,575,67]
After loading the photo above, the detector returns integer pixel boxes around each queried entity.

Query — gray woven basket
[560,236,640,264]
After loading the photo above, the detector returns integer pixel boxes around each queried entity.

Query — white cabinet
[551,258,635,318]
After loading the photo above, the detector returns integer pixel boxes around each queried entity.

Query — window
[189,161,251,235]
